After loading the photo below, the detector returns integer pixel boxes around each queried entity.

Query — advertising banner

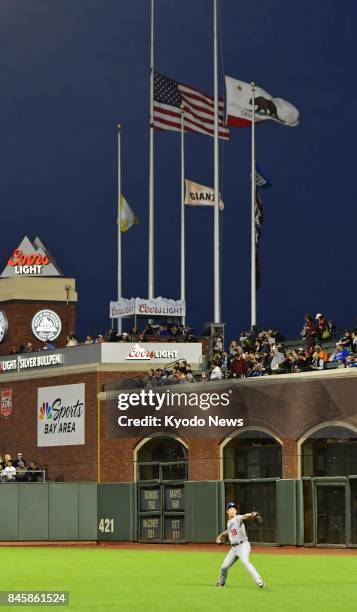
[110,297,186,318]
[37,383,85,447]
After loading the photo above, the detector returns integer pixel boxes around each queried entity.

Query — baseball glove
[252,512,263,525]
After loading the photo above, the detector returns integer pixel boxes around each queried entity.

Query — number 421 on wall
[98,518,114,533]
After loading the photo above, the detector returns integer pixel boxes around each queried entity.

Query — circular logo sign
[31,309,62,342]
[0,311,8,342]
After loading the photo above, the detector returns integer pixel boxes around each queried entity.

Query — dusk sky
[0,0,355,340]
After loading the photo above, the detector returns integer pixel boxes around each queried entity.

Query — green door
[316,484,346,546]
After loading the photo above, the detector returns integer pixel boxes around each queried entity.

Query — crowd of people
[4,313,357,382]
[207,316,357,380]
[6,323,197,354]
[141,316,356,385]
[0,452,42,483]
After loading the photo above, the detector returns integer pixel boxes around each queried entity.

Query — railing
[1,470,46,483]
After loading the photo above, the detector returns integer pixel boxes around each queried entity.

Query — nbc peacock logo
[38,401,53,420]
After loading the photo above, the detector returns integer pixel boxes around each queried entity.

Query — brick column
[281,437,298,479]
[187,438,220,481]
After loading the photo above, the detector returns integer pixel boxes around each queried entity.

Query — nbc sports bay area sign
[37,383,85,447]
[0,311,8,342]
[32,310,62,342]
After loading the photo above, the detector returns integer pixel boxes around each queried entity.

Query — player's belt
[232,541,244,546]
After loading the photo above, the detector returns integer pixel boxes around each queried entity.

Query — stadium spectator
[16,461,28,482]
[185,372,196,383]
[330,343,350,364]
[353,330,357,353]
[229,339,240,355]
[270,344,285,371]
[230,354,248,378]
[315,313,331,341]
[105,328,117,342]
[339,330,353,350]
[27,461,41,482]
[13,452,26,468]
[143,323,154,336]
[199,372,209,383]
[185,332,197,343]
[66,333,78,347]
[117,332,130,342]
[24,342,36,353]
[43,341,55,350]
[2,460,16,481]
[159,324,171,337]
[209,363,223,380]
[144,369,155,387]
[346,355,357,368]
[314,345,329,363]
[84,335,94,344]
[301,314,317,349]
[247,362,264,377]
[310,350,325,370]
[95,334,104,343]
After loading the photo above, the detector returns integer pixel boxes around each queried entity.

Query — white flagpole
[180,107,186,327]
[117,124,122,334]
[251,82,256,330]
[213,0,221,323]
[148,0,155,299]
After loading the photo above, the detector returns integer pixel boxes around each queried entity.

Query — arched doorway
[135,435,188,482]
[300,424,357,478]
[221,428,282,544]
[222,428,282,480]
[299,422,357,547]
[134,435,188,543]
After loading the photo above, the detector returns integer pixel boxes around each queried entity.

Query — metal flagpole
[213,0,221,323]
[250,82,256,330]
[180,107,186,327]
[148,0,155,299]
[117,124,122,335]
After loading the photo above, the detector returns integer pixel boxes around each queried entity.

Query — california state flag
[225,76,299,128]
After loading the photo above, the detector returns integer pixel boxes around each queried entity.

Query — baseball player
[215,501,265,588]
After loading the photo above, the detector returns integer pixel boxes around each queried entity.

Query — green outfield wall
[0,479,355,546]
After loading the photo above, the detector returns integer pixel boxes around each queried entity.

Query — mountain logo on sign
[39,401,52,420]
[36,317,57,332]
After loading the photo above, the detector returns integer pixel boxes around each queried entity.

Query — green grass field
[0,547,356,611]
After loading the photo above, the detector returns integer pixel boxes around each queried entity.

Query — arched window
[136,436,188,481]
[301,425,357,477]
[223,430,282,480]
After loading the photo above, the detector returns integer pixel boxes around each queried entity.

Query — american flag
[152,71,230,140]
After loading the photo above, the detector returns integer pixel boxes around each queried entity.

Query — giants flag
[255,165,272,289]
[153,71,230,140]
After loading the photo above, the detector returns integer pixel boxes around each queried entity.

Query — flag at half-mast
[225,76,299,128]
[118,195,139,232]
[254,164,272,288]
[153,71,230,140]
[185,179,224,209]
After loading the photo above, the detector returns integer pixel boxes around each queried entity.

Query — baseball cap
[226,502,238,510]
[315,313,322,319]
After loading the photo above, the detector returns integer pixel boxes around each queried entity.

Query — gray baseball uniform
[217,514,263,586]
